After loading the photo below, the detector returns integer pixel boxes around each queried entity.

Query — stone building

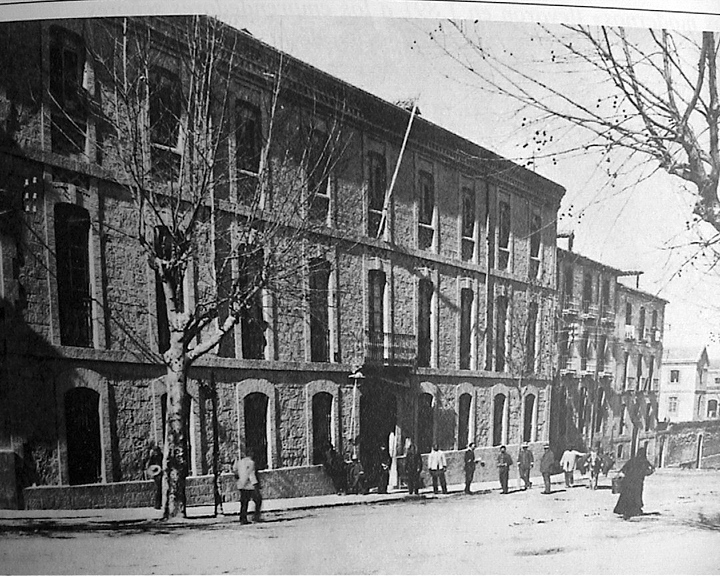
[554,248,667,464]
[0,16,565,508]
[658,346,718,423]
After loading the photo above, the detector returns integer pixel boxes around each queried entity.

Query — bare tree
[82,16,350,519]
[428,23,720,248]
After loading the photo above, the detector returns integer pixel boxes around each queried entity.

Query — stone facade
[657,420,720,469]
[0,17,564,508]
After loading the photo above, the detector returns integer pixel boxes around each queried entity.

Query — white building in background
[659,346,712,422]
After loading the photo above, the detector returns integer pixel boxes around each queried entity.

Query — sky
[3,0,720,352]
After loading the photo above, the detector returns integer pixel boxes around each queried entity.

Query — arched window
[417,392,434,453]
[244,392,269,470]
[493,393,506,446]
[312,392,333,464]
[65,387,101,485]
[595,388,605,433]
[578,387,587,431]
[458,393,472,449]
[708,399,718,418]
[523,394,535,443]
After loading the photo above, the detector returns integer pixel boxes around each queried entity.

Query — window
[647,356,655,390]
[418,279,434,367]
[367,152,387,238]
[645,404,652,432]
[582,272,593,311]
[55,203,92,347]
[459,288,473,370]
[597,335,607,372]
[215,214,235,358]
[239,246,266,360]
[619,404,626,434]
[64,387,101,485]
[458,393,472,450]
[244,392,269,470]
[638,307,646,340]
[529,211,541,278]
[670,370,680,383]
[418,170,435,249]
[708,400,718,418]
[651,310,659,341]
[578,387,587,431]
[564,266,574,300]
[312,392,333,464]
[623,352,630,389]
[668,396,678,414]
[595,388,605,433]
[525,302,538,372]
[307,130,331,223]
[495,296,508,372]
[636,355,643,391]
[149,66,182,179]
[497,199,511,270]
[617,444,624,459]
[235,100,261,201]
[309,259,331,362]
[602,279,610,307]
[417,392,434,454]
[367,270,386,361]
[461,186,476,261]
[49,27,86,155]
[523,394,535,443]
[625,301,633,326]
[493,393,506,446]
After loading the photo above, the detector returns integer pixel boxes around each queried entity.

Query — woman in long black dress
[613,447,655,519]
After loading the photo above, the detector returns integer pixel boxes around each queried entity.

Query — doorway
[65,387,101,485]
[359,384,397,487]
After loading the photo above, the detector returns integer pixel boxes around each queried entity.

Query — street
[1,469,719,574]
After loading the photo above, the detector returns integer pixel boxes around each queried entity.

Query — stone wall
[659,420,720,469]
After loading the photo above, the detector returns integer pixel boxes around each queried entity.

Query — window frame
[496,195,511,271]
[529,208,541,279]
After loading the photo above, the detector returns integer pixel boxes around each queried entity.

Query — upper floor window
[602,279,610,307]
[495,295,509,372]
[309,258,331,362]
[529,211,541,279]
[238,245,266,360]
[563,266,573,304]
[149,66,182,179]
[417,279,434,367]
[418,169,435,250]
[638,307,646,340]
[54,203,92,347]
[235,100,261,202]
[708,399,718,418]
[670,369,680,383]
[367,152,387,237]
[459,287,474,370]
[368,269,386,337]
[525,301,538,372]
[307,130,331,224]
[668,396,678,414]
[461,185,476,261]
[625,301,633,326]
[49,27,86,155]
[497,199,511,270]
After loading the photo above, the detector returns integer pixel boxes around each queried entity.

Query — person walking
[586,443,602,490]
[539,443,555,494]
[613,447,655,519]
[463,442,481,494]
[146,444,163,510]
[560,446,586,488]
[405,442,423,495]
[428,444,448,494]
[496,445,513,494]
[233,449,262,524]
[347,454,367,495]
[377,445,391,494]
[517,443,534,490]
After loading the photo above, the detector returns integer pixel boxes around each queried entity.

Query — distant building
[659,346,720,423]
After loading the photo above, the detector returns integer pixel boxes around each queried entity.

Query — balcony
[650,329,662,344]
[580,301,599,319]
[562,296,580,316]
[624,325,636,341]
[580,359,596,375]
[365,330,416,367]
[560,357,580,374]
[600,308,615,325]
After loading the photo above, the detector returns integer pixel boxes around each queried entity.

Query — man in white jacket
[233,449,262,524]
[560,447,586,488]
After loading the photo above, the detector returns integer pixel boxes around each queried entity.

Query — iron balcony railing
[365,330,416,367]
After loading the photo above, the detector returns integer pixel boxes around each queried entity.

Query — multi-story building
[0,16,564,508]
[659,346,719,422]
[554,248,666,464]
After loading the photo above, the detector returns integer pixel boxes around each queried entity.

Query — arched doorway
[244,392,269,470]
[493,393,506,446]
[359,386,397,486]
[65,387,101,485]
[523,394,535,443]
[417,392,434,454]
[458,393,472,449]
[312,392,333,465]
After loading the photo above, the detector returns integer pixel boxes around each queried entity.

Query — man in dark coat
[464,442,480,494]
[405,442,423,495]
[518,443,534,490]
[324,444,346,494]
[146,444,163,510]
[496,445,513,494]
[539,443,555,494]
[347,454,367,495]
[613,447,655,519]
[377,445,391,494]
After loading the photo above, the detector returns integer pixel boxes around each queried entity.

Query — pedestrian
[233,449,262,524]
[347,454,367,495]
[517,443,534,490]
[146,443,163,510]
[560,446,586,488]
[428,444,448,494]
[463,442,481,494]
[586,443,602,490]
[323,443,346,495]
[613,447,655,520]
[539,443,555,494]
[377,445,391,494]
[405,442,423,495]
[496,445,513,494]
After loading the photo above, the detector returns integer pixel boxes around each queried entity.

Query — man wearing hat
[146,444,163,510]
[496,445,513,494]
[539,443,555,494]
[517,443,534,490]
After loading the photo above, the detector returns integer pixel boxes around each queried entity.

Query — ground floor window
[522,394,535,443]
[458,393,472,449]
[312,392,333,465]
[493,393,506,446]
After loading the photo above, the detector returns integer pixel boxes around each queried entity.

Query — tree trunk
[162,335,189,520]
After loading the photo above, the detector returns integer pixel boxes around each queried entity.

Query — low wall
[659,420,720,469]
[24,465,335,510]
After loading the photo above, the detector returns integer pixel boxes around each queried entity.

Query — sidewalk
[0,473,572,528]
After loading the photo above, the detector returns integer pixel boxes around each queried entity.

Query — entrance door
[65,387,101,485]
[359,384,397,487]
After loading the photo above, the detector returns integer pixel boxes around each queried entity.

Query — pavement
[0,472,565,528]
